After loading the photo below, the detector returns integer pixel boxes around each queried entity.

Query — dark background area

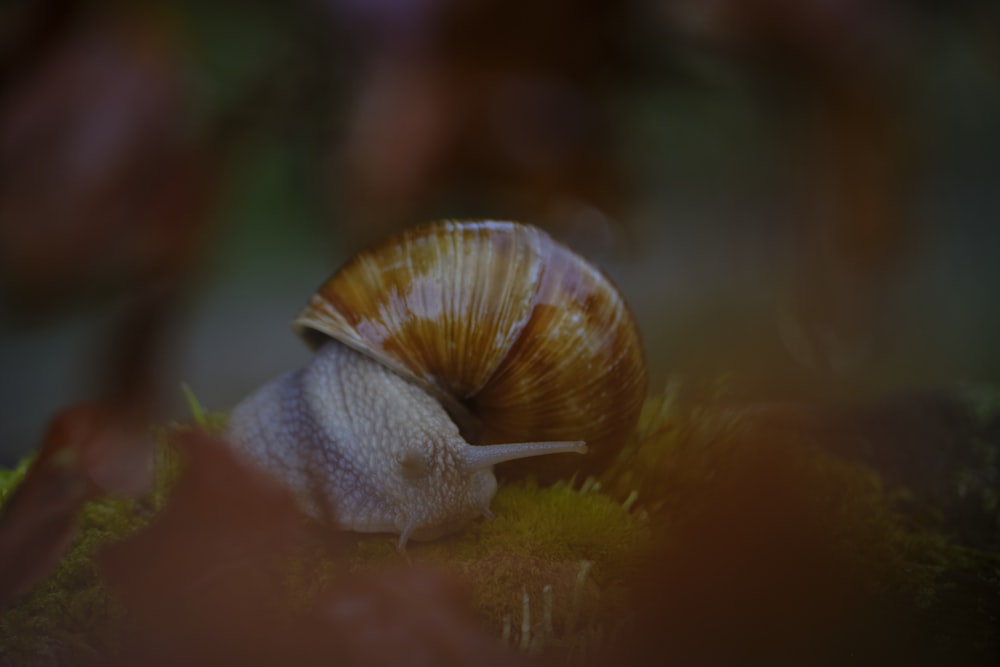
[1,0,999,464]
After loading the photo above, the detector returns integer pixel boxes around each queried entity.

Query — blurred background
[1,0,999,464]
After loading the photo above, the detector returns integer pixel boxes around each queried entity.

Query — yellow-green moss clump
[290,479,649,657]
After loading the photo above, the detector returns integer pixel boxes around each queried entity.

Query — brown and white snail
[225,220,646,547]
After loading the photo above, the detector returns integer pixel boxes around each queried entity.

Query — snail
[225,220,646,547]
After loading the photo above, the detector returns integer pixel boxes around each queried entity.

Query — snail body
[226,220,646,547]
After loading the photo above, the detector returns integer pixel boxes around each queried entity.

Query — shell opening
[460,440,587,472]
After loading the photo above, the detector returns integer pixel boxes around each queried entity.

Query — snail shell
[294,219,647,480]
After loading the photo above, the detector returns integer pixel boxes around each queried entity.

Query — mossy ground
[290,480,649,656]
[1,386,997,664]
[0,459,147,665]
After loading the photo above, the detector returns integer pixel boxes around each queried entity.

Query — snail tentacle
[460,441,587,471]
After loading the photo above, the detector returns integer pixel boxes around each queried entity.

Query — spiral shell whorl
[293,220,646,479]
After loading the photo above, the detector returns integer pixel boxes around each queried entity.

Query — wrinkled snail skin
[226,340,587,548]
[225,220,645,548]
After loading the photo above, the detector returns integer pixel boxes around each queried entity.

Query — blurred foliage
[3,0,1000,458]
[1,0,1000,663]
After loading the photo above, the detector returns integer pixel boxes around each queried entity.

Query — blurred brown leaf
[316,565,519,667]
[609,433,923,666]
[99,431,319,666]
[0,403,151,611]
[99,431,517,667]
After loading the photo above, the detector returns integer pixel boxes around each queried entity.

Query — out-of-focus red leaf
[0,403,151,611]
[99,431,317,666]
[611,435,917,666]
[315,565,518,667]
[99,431,519,666]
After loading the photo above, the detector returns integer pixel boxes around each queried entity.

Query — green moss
[0,457,31,504]
[421,481,647,638]
[179,383,229,434]
[289,480,650,657]
[0,494,148,665]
